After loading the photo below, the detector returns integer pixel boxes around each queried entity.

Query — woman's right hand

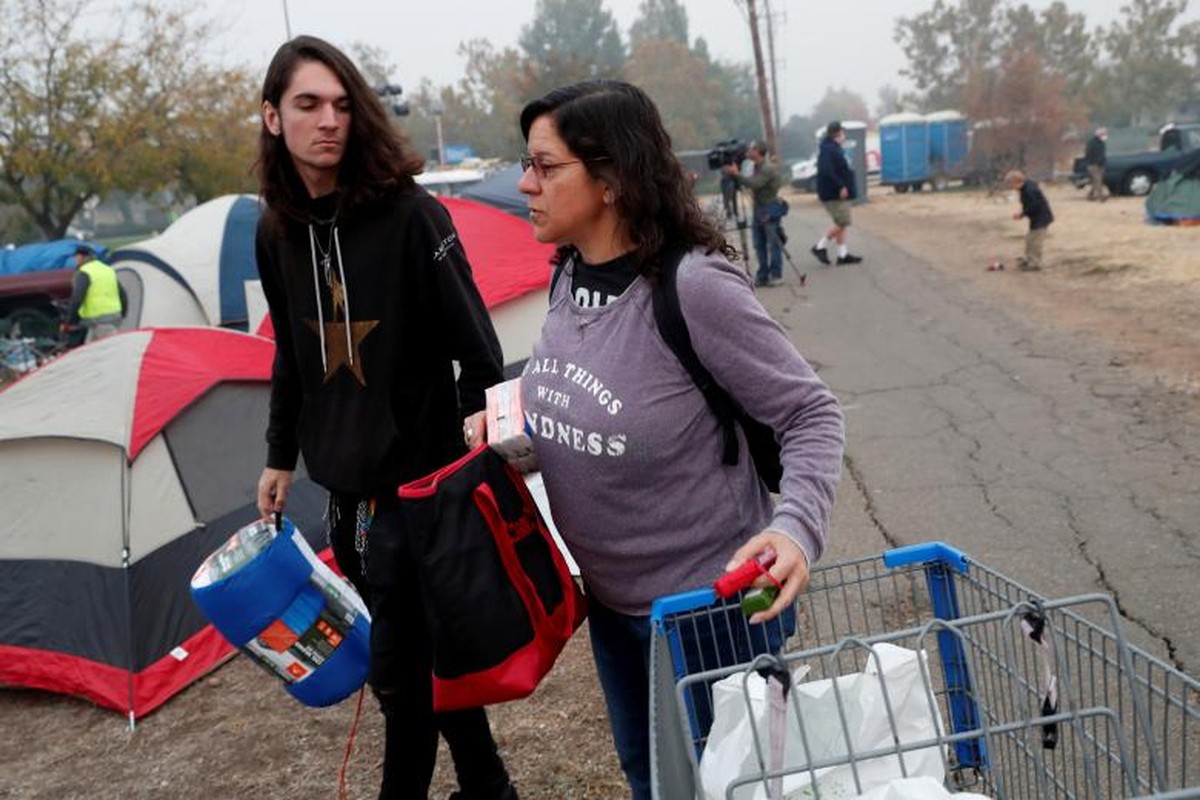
[463,409,487,449]
[257,467,293,519]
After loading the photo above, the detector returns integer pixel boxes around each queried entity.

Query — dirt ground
[849,181,1200,397]
[2,180,1197,800]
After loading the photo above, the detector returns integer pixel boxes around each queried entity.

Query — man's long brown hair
[255,35,424,232]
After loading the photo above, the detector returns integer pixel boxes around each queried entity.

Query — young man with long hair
[253,35,516,800]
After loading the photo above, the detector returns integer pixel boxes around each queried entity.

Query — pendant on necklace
[321,254,332,282]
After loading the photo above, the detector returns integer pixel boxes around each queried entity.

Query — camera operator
[721,140,786,287]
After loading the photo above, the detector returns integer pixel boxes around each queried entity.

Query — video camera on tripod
[706,139,749,170]
[706,138,807,287]
[707,139,750,231]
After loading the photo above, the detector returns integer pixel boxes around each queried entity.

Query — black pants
[331,493,511,800]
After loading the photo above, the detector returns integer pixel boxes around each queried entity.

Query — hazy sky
[96,0,1200,119]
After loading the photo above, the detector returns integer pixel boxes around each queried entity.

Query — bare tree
[0,0,253,238]
[963,46,1085,186]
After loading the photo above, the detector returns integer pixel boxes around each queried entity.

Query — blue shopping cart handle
[649,587,717,626]
[650,541,969,625]
[883,541,970,573]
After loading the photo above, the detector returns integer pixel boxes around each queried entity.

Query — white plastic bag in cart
[700,643,946,800]
[855,776,990,800]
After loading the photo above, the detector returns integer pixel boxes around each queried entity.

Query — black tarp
[460,163,526,217]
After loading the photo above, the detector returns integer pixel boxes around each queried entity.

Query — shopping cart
[649,542,1200,799]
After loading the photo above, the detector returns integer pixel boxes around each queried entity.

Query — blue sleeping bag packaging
[190,517,371,707]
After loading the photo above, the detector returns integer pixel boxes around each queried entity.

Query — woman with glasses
[508,80,845,799]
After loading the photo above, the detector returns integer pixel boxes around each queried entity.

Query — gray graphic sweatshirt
[521,248,844,614]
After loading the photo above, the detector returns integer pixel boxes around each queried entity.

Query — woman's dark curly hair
[519,80,735,276]
[256,35,424,232]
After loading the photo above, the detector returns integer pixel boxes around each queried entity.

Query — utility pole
[281,0,292,39]
[764,0,783,138]
[743,0,777,156]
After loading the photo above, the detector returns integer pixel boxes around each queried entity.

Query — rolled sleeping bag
[190,516,371,707]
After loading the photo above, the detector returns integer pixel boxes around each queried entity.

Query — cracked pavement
[753,205,1200,673]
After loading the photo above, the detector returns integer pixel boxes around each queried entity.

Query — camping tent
[438,197,552,372]
[0,328,327,720]
[116,193,552,372]
[111,195,259,330]
[1146,149,1200,225]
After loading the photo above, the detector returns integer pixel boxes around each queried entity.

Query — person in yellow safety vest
[63,245,128,346]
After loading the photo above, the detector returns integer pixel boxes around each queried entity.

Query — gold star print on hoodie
[305,221,378,387]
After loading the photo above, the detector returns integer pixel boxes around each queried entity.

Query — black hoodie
[256,184,503,495]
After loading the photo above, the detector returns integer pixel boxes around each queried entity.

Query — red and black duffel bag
[398,444,586,710]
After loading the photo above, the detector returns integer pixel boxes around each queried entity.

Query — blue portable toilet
[925,110,969,187]
[879,112,930,192]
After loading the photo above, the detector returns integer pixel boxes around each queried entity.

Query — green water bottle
[740,585,779,617]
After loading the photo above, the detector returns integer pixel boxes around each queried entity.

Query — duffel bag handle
[473,480,580,642]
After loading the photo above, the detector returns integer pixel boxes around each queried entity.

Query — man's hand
[257,467,293,519]
[839,187,849,200]
[1013,211,1023,220]
[722,164,740,177]
[725,529,811,624]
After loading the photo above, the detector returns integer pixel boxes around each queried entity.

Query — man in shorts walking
[811,121,863,266]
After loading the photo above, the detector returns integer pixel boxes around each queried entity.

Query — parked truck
[1071,123,1200,197]
[0,240,106,339]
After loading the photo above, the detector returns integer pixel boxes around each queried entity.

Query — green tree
[894,0,1006,111]
[876,84,904,118]
[518,0,626,96]
[1001,2,1096,98]
[626,39,726,150]
[1183,19,1200,116]
[811,87,870,126]
[705,60,762,146]
[962,46,1085,177]
[440,39,529,159]
[347,42,397,94]
[896,0,1200,128]
[1099,0,1198,126]
[0,0,252,238]
[629,0,689,46]
[165,68,260,203]
[778,114,818,160]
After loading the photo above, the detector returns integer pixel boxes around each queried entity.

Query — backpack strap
[651,248,742,468]
[549,258,567,300]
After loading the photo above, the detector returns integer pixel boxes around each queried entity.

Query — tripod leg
[734,192,752,277]
[770,220,807,287]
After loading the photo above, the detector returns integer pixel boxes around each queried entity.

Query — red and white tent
[441,197,553,373]
[0,328,327,720]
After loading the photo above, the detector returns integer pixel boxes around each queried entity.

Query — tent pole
[122,452,137,731]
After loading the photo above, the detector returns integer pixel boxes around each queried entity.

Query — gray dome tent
[460,163,527,218]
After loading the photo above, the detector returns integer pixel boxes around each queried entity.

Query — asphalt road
[748,205,1200,674]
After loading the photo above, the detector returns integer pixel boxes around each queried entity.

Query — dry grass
[850,182,1200,394]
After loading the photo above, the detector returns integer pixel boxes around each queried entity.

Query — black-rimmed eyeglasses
[519,154,610,181]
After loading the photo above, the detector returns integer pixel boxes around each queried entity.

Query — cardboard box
[485,378,538,473]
